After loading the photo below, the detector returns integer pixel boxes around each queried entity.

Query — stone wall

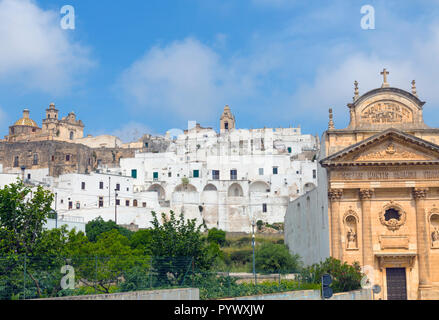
[36,288,199,300]
[0,141,94,177]
[224,289,372,300]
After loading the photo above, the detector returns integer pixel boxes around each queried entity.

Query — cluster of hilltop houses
[2,69,439,299]
[0,104,319,233]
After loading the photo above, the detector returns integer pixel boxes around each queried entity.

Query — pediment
[321,129,439,166]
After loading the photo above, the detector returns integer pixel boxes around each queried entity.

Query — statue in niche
[432,227,439,248]
[347,228,357,249]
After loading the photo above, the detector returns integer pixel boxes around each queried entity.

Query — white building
[0,106,320,233]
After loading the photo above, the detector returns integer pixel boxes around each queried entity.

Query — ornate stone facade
[320,70,439,299]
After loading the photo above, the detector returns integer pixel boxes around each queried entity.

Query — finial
[411,80,417,97]
[381,68,390,88]
[328,108,334,130]
[354,80,359,101]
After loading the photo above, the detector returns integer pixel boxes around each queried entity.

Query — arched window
[228,183,243,197]
[33,154,38,165]
[70,131,74,140]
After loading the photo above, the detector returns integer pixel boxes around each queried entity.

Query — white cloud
[118,38,258,122]
[111,122,153,143]
[290,22,439,128]
[0,0,93,94]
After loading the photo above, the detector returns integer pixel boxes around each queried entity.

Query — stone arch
[174,184,197,192]
[303,182,316,193]
[228,183,244,197]
[249,181,270,193]
[147,184,166,200]
[203,184,217,192]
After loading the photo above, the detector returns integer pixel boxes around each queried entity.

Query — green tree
[0,180,58,299]
[149,211,219,285]
[207,228,226,246]
[255,243,302,274]
[300,257,363,293]
[0,180,54,256]
[130,229,153,255]
[85,217,133,242]
[71,229,148,293]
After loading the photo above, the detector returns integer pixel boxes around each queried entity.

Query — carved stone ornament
[359,188,374,200]
[328,189,343,201]
[412,188,428,200]
[360,102,413,124]
[379,201,407,231]
[343,209,359,223]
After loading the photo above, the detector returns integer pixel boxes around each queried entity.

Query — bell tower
[45,102,59,120]
[220,105,235,133]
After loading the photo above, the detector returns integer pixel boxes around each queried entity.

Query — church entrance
[386,268,407,300]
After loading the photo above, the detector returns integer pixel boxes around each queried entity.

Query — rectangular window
[81,182,85,190]
[230,170,237,180]
[116,199,120,206]
[131,169,137,179]
[27,174,31,180]
[76,202,80,209]
[13,156,19,167]
[273,167,278,175]
[99,181,104,189]
[99,197,103,208]
[288,147,292,153]
[68,201,73,210]
[125,200,130,207]
[168,172,172,177]
[142,202,147,208]
[259,168,264,175]
[193,170,199,178]
[66,155,70,162]
[212,170,220,180]
[153,172,159,181]
[263,203,267,213]
[116,183,120,191]
[313,170,317,179]
[133,200,138,207]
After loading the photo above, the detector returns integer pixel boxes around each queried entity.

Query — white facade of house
[116,125,319,232]
[0,111,320,233]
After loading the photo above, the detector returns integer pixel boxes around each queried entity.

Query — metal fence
[0,255,318,300]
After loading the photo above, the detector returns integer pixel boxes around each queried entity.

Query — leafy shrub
[255,243,301,274]
[207,228,226,246]
[300,257,363,293]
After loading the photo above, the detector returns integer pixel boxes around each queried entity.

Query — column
[328,189,343,261]
[359,188,374,267]
[413,188,431,288]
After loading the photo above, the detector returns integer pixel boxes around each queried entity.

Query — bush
[300,257,363,293]
[226,248,253,266]
[207,228,226,246]
[255,243,301,274]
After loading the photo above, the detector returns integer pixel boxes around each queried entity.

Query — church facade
[285,70,439,300]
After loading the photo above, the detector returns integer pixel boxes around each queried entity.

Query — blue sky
[1,0,439,141]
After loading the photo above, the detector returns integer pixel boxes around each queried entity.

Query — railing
[0,256,317,300]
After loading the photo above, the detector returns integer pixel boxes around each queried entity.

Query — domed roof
[13,109,39,127]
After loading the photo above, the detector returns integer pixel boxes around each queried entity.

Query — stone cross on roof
[381,68,390,88]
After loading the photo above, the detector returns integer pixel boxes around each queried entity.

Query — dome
[13,109,39,127]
